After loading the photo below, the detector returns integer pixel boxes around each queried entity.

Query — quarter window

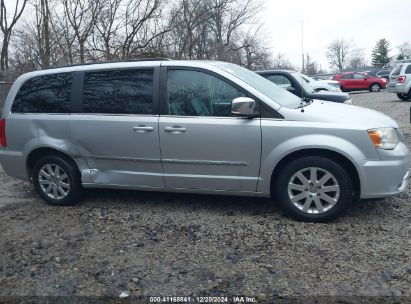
[12,73,72,113]
[83,69,154,114]
[405,65,411,74]
[167,69,245,117]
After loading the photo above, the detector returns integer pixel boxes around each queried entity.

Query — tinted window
[167,70,245,117]
[83,69,153,114]
[341,74,353,79]
[266,75,292,88]
[405,65,411,74]
[12,73,72,113]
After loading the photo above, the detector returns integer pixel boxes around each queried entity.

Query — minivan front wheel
[32,155,82,206]
[275,156,353,222]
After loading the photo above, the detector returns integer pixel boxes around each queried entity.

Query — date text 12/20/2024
[149,296,257,303]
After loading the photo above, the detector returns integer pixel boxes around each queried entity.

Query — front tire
[32,155,83,206]
[274,156,353,222]
[369,83,381,92]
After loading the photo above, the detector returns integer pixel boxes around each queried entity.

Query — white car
[300,74,341,92]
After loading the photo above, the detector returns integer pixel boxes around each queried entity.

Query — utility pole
[301,21,304,73]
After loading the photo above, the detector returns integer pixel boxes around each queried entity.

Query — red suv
[334,72,387,92]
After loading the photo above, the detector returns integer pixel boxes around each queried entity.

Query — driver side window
[167,69,245,117]
[353,73,365,80]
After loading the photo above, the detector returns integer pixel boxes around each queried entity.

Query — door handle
[164,126,186,133]
[133,126,154,133]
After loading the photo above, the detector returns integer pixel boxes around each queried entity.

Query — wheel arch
[269,148,361,198]
[26,147,79,179]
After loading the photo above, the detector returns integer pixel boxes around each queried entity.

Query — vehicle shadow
[82,187,281,216]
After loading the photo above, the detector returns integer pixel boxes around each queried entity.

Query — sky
[263,0,411,71]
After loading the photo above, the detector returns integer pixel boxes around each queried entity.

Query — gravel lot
[1,90,411,302]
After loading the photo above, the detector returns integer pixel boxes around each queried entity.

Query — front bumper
[360,142,410,199]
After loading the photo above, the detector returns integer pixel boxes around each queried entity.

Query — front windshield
[212,62,301,109]
[293,73,315,93]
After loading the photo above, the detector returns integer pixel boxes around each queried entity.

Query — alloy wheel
[287,167,340,214]
[371,84,380,92]
[38,164,71,200]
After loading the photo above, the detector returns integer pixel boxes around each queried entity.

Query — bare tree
[272,53,295,70]
[119,0,167,59]
[348,48,366,69]
[207,0,261,61]
[0,0,28,71]
[63,0,100,63]
[397,42,411,60]
[92,0,122,60]
[168,0,213,59]
[326,39,352,71]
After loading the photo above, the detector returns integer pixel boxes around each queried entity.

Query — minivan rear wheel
[32,155,82,206]
[275,156,353,222]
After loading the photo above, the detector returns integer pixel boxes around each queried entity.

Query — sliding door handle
[133,126,154,133]
[164,126,186,133]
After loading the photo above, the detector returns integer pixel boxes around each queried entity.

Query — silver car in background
[387,60,411,100]
[0,60,409,222]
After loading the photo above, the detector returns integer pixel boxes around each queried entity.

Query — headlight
[367,128,399,150]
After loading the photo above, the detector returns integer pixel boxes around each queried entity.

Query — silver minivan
[0,60,409,222]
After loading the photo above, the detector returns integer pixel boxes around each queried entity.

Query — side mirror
[231,97,259,118]
[286,86,296,93]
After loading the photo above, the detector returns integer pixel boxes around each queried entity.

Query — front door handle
[164,126,186,133]
[133,126,154,133]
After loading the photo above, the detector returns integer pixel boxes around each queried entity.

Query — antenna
[300,20,305,113]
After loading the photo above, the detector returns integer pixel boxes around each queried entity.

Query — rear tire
[274,156,353,222]
[369,83,381,92]
[397,92,411,101]
[32,155,82,206]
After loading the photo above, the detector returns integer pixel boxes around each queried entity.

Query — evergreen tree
[371,39,392,67]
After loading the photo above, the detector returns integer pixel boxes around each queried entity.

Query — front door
[159,68,261,192]
[69,67,164,188]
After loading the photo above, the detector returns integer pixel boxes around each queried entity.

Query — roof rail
[394,59,411,64]
[46,57,172,70]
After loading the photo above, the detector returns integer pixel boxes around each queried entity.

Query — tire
[274,156,353,222]
[32,155,82,206]
[397,92,411,101]
[369,83,381,92]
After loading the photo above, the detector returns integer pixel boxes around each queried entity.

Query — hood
[307,91,351,103]
[279,100,398,129]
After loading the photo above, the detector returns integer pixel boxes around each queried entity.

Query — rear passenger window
[12,73,72,113]
[83,69,153,114]
[405,65,411,74]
